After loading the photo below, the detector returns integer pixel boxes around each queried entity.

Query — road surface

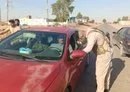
[75,24,130,92]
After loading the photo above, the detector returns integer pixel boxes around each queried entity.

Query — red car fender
[45,63,69,92]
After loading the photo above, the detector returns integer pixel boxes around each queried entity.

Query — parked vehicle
[113,27,130,56]
[0,26,88,92]
[77,21,84,25]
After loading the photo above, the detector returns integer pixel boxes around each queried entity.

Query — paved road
[75,24,130,92]
[110,46,130,92]
[76,46,130,92]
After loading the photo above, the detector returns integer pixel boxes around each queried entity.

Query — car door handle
[120,41,123,44]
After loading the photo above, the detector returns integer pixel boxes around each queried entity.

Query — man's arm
[83,34,97,53]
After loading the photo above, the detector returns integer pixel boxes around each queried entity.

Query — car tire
[120,44,125,57]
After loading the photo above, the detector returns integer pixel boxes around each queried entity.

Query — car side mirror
[71,50,86,59]
[113,32,117,34]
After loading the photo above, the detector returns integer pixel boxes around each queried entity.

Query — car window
[68,34,78,61]
[69,34,78,53]
[74,30,80,41]
[0,30,66,61]
[69,44,73,53]
[125,28,130,40]
[118,28,127,38]
[126,28,130,35]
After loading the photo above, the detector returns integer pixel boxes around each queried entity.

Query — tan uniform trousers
[96,51,112,92]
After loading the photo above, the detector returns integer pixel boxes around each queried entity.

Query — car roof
[120,27,130,29]
[24,26,76,37]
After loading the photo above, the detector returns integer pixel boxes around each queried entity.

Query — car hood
[0,58,60,92]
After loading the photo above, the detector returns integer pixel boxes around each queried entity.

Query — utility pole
[46,0,49,25]
[0,0,1,22]
[0,7,1,22]
[6,0,9,21]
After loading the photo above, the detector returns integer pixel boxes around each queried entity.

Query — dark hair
[15,19,20,26]
[9,19,15,24]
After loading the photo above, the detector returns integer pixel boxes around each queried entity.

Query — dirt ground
[110,46,130,92]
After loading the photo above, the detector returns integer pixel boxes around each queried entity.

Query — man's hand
[77,41,82,45]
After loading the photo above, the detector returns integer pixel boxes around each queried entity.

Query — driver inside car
[49,36,64,54]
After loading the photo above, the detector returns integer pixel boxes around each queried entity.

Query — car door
[115,28,127,46]
[70,33,86,73]
[67,33,86,89]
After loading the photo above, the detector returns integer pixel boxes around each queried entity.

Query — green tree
[91,20,95,23]
[52,0,75,22]
[86,16,90,22]
[103,19,107,23]
[117,18,121,23]
[83,16,89,22]
[76,12,83,19]
[113,21,118,24]
[122,16,128,21]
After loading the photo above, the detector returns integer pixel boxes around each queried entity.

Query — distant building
[68,17,76,23]
[68,16,89,23]
[119,20,130,25]
[20,17,48,26]
[118,16,130,25]
[20,17,67,26]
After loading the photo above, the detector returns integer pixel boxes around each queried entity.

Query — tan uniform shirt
[83,31,105,53]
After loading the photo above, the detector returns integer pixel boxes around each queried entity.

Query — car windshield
[0,30,66,61]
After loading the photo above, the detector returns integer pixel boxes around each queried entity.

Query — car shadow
[75,53,125,92]
[110,58,125,88]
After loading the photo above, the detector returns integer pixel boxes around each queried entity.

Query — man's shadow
[75,53,125,92]
[110,58,125,88]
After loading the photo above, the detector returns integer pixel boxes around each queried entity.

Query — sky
[0,0,130,22]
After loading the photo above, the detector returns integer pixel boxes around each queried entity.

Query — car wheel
[120,44,125,57]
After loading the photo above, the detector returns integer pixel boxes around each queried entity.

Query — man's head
[8,19,15,27]
[57,37,64,44]
[15,19,20,26]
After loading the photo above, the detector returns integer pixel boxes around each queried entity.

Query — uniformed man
[5,19,21,34]
[83,27,113,92]
[15,19,21,30]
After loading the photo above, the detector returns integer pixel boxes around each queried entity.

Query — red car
[0,26,88,92]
